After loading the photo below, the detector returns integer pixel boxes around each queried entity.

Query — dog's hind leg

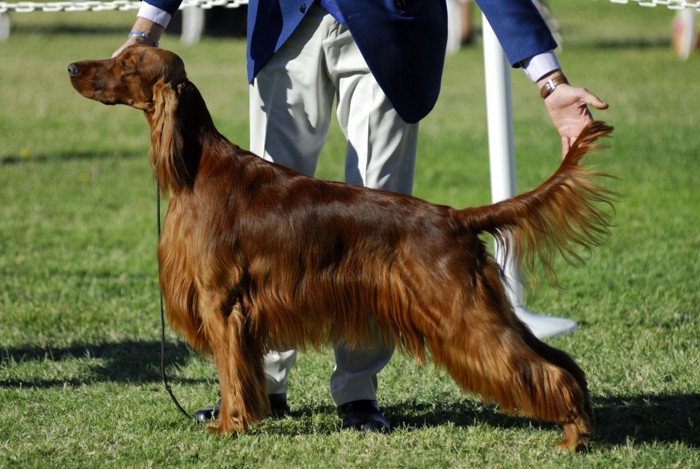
[425,260,592,451]
[203,299,270,434]
[519,326,594,426]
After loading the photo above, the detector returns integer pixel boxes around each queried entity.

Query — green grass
[1,2,699,467]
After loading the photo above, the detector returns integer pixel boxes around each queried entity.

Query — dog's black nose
[67,63,80,77]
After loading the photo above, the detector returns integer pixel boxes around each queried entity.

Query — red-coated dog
[69,45,614,451]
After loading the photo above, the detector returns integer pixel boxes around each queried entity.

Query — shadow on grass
[593,38,671,49]
[380,394,699,448]
[276,394,698,449]
[0,150,144,166]
[592,394,700,448]
[11,24,131,36]
[4,341,697,449]
[0,339,205,387]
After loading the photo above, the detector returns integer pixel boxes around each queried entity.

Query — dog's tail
[459,121,616,285]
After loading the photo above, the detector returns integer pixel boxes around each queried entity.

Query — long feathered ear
[149,79,188,195]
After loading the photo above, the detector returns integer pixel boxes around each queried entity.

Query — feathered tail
[460,121,617,285]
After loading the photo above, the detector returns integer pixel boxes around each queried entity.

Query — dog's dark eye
[120,61,128,68]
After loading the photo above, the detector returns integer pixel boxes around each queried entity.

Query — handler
[113,0,608,432]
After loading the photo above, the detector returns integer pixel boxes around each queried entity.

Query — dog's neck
[147,80,226,195]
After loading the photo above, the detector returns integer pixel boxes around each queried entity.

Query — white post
[481,16,577,339]
[181,7,205,45]
[0,13,10,41]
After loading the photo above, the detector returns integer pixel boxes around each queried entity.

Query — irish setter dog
[68,45,614,451]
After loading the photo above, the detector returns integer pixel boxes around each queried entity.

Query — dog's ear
[149,79,187,195]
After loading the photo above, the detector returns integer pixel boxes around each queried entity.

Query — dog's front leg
[205,300,270,434]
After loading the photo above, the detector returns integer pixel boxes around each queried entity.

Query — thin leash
[157,182,195,421]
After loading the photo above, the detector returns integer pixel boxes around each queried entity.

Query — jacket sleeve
[475,0,557,67]
[140,0,182,17]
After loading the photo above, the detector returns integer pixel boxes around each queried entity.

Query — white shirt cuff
[137,2,172,28]
[521,52,560,82]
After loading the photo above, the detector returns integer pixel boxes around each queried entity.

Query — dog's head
[69,45,203,195]
[67,45,188,111]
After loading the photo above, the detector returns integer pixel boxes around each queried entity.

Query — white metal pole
[482,16,521,301]
[481,16,577,339]
[180,6,205,45]
[0,13,10,41]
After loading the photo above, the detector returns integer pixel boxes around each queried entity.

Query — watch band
[540,73,568,99]
[128,31,159,47]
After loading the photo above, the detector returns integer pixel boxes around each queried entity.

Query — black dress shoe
[194,399,220,424]
[337,400,390,433]
[268,393,291,417]
[194,394,289,423]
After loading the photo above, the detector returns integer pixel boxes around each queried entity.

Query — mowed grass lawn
[1,1,699,467]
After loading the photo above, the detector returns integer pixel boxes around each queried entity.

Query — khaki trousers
[249,5,419,406]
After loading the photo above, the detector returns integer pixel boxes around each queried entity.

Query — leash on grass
[157,183,195,422]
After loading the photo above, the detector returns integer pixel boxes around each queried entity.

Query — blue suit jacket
[148,0,556,123]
